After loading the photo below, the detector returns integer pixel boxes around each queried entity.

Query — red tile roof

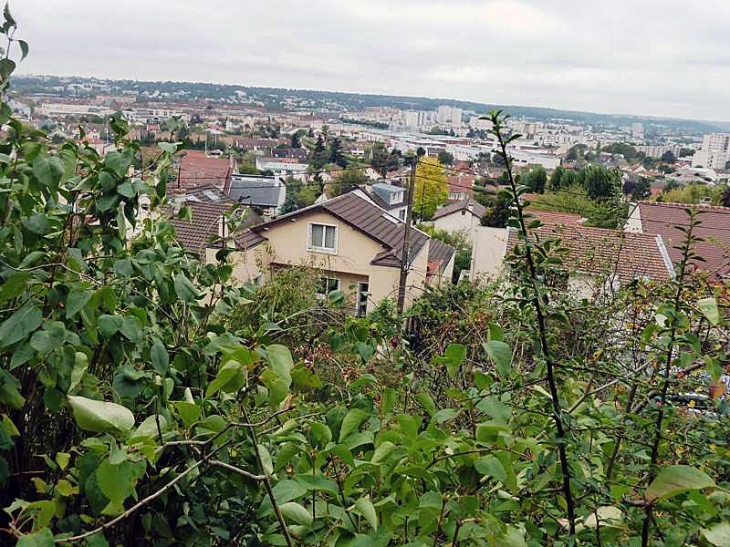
[637,202,730,278]
[177,150,232,191]
[447,174,475,197]
[507,224,673,285]
[529,210,584,226]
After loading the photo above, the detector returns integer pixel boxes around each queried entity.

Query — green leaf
[440,343,466,379]
[17,528,54,547]
[98,170,116,191]
[130,415,168,440]
[271,479,308,504]
[475,455,507,483]
[291,364,322,390]
[206,360,245,397]
[432,408,459,423]
[354,496,378,531]
[280,502,312,526]
[18,40,29,61]
[98,314,123,337]
[68,352,88,393]
[0,304,42,348]
[55,452,70,471]
[97,460,144,511]
[698,297,720,325]
[150,341,169,375]
[702,522,730,547]
[68,396,135,434]
[483,340,512,376]
[66,289,92,318]
[30,322,65,354]
[256,444,274,476]
[371,441,396,465]
[22,213,50,235]
[104,150,133,178]
[338,408,369,442]
[267,344,293,384]
[174,402,201,427]
[0,272,30,302]
[295,474,338,496]
[120,316,143,343]
[646,465,715,503]
[174,274,200,302]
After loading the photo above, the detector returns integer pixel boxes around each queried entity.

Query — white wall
[434,211,480,238]
[470,226,509,281]
[624,204,643,233]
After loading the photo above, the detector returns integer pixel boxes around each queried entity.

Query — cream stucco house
[432,200,486,238]
[210,189,454,314]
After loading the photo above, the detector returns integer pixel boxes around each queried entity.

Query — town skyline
[13,72,730,128]
[14,0,730,122]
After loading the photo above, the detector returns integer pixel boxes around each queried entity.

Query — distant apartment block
[38,102,113,118]
[123,108,190,123]
[437,105,462,127]
[637,144,683,159]
[693,133,730,169]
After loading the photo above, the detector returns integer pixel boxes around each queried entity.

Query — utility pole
[397,155,418,314]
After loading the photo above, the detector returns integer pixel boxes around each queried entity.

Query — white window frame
[307,222,338,254]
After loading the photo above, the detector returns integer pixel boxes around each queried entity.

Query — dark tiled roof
[163,197,263,256]
[637,202,730,278]
[427,239,456,274]
[507,224,673,285]
[228,175,286,208]
[432,199,486,220]
[166,201,227,256]
[253,191,429,268]
[233,229,267,250]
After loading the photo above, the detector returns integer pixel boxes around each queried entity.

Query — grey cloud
[11,0,730,121]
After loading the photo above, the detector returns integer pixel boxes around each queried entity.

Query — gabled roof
[251,191,429,268]
[507,224,673,285]
[228,174,286,208]
[432,199,486,220]
[636,202,730,278]
[177,150,231,190]
[162,192,262,256]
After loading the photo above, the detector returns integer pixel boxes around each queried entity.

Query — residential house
[163,186,262,257]
[469,208,672,297]
[176,150,232,191]
[432,199,486,237]
[626,202,730,279]
[212,190,454,314]
[468,209,580,280]
[228,174,287,218]
[447,174,475,201]
[366,182,409,220]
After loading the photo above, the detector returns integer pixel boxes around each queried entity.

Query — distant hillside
[11,75,724,134]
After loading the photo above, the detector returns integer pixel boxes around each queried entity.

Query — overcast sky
[12,0,730,121]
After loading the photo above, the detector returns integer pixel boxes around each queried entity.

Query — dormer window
[308,222,337,253]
